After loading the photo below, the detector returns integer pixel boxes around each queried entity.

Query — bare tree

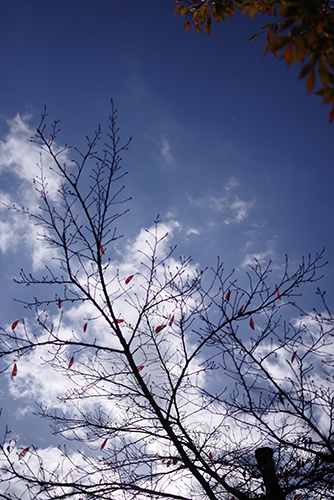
[0,101,333,500]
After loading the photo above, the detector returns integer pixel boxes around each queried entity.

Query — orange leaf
[276,287,281,300]
[58,298,61,309]
[291,351,297,363]
[306,68,316,94]
[204,18,211,36]
[100,439,107,450]
[155,324,166,333]
[283,44,293,67]
[174,4,181,15]
[18,447,30,460]
[11,320,19,330]
[225,290,231,301]
[247,33,258,43]
[137,365,144,372]
[83,323,88,333]
[125,275,134,285]
[184,20,191,31]
[68,356,74,369]
[100,244,105,255]
[169,315,174,326]
[250,317,255,330]
[11,363,17,379]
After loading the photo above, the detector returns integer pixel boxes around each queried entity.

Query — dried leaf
[100,439,107,450]
[68,356,74,369]
[100,244,105,255]
[173,458,178,465]
[58,298,61,309]
[125,275,134,285]
[291,351,297,363]
[306,68,316,94]
[137,365,144,372]
[11,363,17,379]
[330,106,334,124]
[112,319,124,324]
[276,287,281,300]
[209,451,213,459]
[11,320,19,330]
[238,305,244,316]
[225,290,231,301]
[19,447,30,460]
[184,20,191,31]
[247,33,258,43]
[83,323,88,333]
[155,324,166,333]
[250,317,255,330]
[169,315,174,326]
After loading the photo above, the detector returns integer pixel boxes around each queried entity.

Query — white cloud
[0,114,70,270]
[145,134,174,164]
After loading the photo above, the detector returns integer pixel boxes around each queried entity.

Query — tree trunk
[255,447,286,500]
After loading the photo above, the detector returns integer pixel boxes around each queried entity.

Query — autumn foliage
[175,0,334,122]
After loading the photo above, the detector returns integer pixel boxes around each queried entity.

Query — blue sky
[0,0,333,495]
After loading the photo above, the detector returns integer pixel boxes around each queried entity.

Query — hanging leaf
[11,363,17,379]
[291,351,297,363]
[279,393,284,405]
[18,447,30,460]
[247,33,258,43]
[329,105,334,124]
[58,298,61,309]
[11,320,19,330]
[125,275,134,285]
[306,68,316,94]
[225,290,231,301]
[238,305,244,316]
[184,20,191,31]
[68,356,74,369]
[169,315,174,326]
[137,365,144,372]
[100,439,107,450]
[276,287,281,300]
[83,323,88,333]
[250,317,255,330]
[167,460,171,467]
[155,324,166,333]
[209,451,213,459]
[100,244,105,255]
[173,458,178,465]
[112,319,124,325]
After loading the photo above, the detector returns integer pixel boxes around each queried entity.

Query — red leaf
[100,439,107,450]
[225,290,231,301]
[167,460,171,467]
[125,407,130,412]
[83,323,88,333]
[155,324,166,333]
[238,305,244,316]
[68,356,74,369]
[250,317,255,330]
[173,458,178,465]
[209,451,213,459]
[169,315,174,326]
[11,320,19,330]
[137,365,144,372]
[58,298,61,309]
[11,363,17,379]
[330,106,334,124]
[125,275,134,285]
[291,351,297,363]
[112,319,124,324]
[18,447,30,460]
[100,244,105,255]
[276,286,281,300]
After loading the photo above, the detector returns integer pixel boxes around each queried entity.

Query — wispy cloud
[188,175,255,224]
[145,134,174,164]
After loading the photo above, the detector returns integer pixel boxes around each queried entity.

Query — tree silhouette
[0,102,333,500]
